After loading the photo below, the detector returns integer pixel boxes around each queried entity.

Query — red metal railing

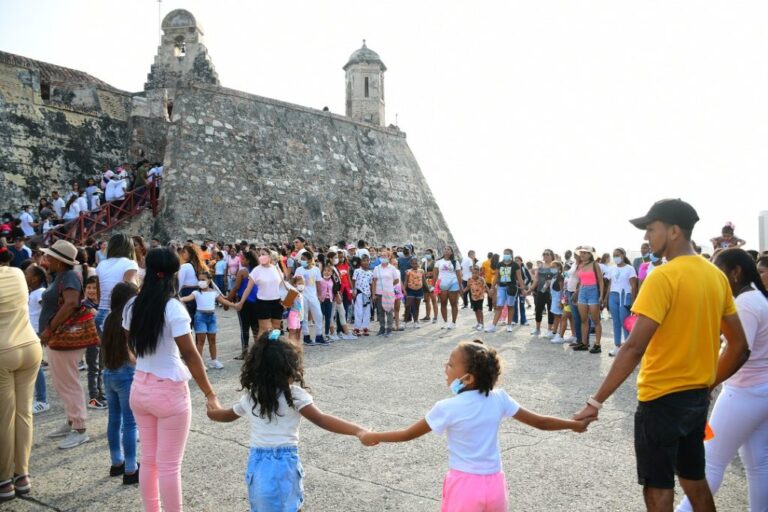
[45,179,161,245]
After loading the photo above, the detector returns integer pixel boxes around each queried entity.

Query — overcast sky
[2,1,765,257]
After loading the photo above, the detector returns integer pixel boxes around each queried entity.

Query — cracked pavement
[7,308,749,511]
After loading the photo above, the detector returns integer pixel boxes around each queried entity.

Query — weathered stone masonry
[0,9,457,249]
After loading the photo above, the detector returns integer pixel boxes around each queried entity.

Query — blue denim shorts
[578,285,600,305]
[193,311,217,333]
[496,285,517,307]
[550,290,563,315]
[440,278,460,293]
[245,446,304,512]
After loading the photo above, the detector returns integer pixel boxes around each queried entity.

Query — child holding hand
[207,330,369,511]
[359,339,595,512]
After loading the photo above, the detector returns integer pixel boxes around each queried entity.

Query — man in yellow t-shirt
[573,199,750,511]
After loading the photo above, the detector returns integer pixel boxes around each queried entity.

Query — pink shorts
[287,310,301,330]
[441,470,507,512]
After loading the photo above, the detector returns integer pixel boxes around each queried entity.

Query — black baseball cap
[630,198,700,230]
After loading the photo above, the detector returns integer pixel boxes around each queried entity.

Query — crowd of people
[0,198,767,511]
[0,162,163,239]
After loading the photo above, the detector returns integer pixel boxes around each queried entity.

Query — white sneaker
[530,329,541,337]
[329,334,340,341]
[33,401,50,414]
[446,322,456,330]
[439,322,447,329]
[413,322,421,329]
[475,324,484,331]
[58,430,90,449]
[506,325,514,333]
[609,346,621,357]
[48,421,72,438]
[550,334,565,344]
[342,333,357,340]
[564,336,577,343]
[484,325,497,333]
[544,331,555,339]
[207,359,224,370]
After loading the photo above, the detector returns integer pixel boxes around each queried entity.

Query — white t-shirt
[105,179,127,201]
[63,202,80,220]
[294,266,321,299]
[608,265,637,295]
[372,264,399,295]
[435,258,460,283]
[425,388,520,475]
[461,257,474,281]
[29,287,45,334]
[233,385,314,447]
[192,289,219,311]
[122,297,192,381]
[728,289,768,388]
[76,196,88,215]
[19,211,35,236]
[249,265,282,301]
[178,262,199,288]
[51,197,65,218]
[96,257,139,310]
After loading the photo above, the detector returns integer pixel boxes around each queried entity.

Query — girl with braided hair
[359,339,594,512]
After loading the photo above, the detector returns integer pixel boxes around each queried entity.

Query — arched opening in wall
[364,77,369,98]
[167,100,174,120]
[40,81,50,100]
[174,36,187,58]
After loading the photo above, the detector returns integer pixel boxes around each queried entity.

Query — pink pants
[130,371,191,512]
[441,469,508,512]
[47,348,87,430]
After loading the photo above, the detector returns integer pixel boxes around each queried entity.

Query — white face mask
[198,280,209,289]
[296,284,305,291]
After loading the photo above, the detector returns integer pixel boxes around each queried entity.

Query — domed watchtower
[144,9,219,94]
[343,40,386,126]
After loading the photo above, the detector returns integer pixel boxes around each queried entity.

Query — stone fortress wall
[0,9,457,249]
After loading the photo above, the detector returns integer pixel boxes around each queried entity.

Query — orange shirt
[481,259,494,285]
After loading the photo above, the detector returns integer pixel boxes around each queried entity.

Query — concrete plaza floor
[7,306,748,511]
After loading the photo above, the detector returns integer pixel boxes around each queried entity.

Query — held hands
[572,404,599,423]
[357,429,379,447]
[205,393,222,414]
[571,416,597,433]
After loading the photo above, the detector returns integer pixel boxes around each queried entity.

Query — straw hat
[574,245,597,259]
[41,240,78,266]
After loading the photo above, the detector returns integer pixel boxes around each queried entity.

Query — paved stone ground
[7,307,748,511]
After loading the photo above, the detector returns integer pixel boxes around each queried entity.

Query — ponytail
[714,248,768,299]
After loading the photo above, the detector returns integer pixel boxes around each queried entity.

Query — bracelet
[587,396,603,410]
[205,390,216,398]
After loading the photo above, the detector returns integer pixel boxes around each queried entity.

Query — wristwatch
[586,396,603,410]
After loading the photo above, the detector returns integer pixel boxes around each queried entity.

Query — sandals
[572,343,590,351]
[589,345,602,354]
[13,474,30,496]
[0,479,14,503]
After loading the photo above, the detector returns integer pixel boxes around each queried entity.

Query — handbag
[48,279,100,351]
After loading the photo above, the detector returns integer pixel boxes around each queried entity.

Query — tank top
[238,266,258,302]
[578,266,597,287]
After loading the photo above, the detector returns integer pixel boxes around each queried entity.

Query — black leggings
[534,290,554,325]
[237,299,258,353]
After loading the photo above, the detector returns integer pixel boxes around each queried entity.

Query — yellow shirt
[481,259,494,285]
[0,266,39,354]
[631,255,736,402]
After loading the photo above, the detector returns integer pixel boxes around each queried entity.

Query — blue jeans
[103,364,138,472]
[578,284,600,305]
[95,308,109,335]
[511,294,527,325]
[609,291,632,347]
[567,291,582,342]
[35,364,46,403]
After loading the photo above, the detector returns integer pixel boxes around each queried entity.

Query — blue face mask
[449,375,468,395]
[425,254,432,260]
[649,253,660,263]
[300,260,309,268]
[503,254,512,262]
[642,252,649,259]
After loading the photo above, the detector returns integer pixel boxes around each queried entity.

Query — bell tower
[144,9,219,94]
[344,40,386,126]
